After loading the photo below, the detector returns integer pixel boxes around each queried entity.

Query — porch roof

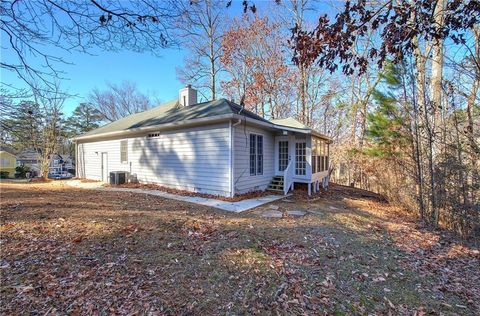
[270,117,331,141]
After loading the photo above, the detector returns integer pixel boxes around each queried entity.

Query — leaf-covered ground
[1,181,478,315]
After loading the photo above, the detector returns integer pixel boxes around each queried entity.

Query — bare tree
[285,0,311,124]
[26,83,66,179]
[221,14,294,118]
[1,0,178,95]
[175,0,226,100]
[89,81,153,122]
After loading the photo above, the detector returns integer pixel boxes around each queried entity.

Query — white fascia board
[232,114,331,140]
[72,114,235,142]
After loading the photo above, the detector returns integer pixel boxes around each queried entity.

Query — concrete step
[267,188,284,193]
[268,185,283,190]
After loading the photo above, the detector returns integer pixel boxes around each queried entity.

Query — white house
[73,86,331,197]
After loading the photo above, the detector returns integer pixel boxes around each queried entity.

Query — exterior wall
[233,124,275,194]
[77,123,232,196]
[0,151,17,177]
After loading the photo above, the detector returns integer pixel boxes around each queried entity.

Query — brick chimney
[178,84,198,106]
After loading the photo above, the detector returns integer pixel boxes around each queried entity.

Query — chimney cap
[185,84,192,88]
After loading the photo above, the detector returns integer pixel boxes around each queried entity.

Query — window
[278,141,288,171]
[257,135,263,175]
[295,142,306,175]
[250,134,263,175]
[120,140,128,163]
[0,158,9,167]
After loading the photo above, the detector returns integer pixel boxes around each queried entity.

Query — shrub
[15,164,30,178]
[0,171,9,178]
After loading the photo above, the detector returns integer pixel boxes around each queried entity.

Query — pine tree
[364,63,410,158]
[65,103,104,137]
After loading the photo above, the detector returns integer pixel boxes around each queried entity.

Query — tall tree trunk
[412,33,429,222]
[208,2,216,100]
[427,0,446,226]
[466,25,480,201]
[350,76,358,144]
[300,63,307,123]
[358,75,382,148]
[210,41,216,99]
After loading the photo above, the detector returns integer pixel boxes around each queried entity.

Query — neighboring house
[16,149,75,176]
[61,155,76,175]
[0,146,17,177]
[16,148,41,175]
[73,85,331,197]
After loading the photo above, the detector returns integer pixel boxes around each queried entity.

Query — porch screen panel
[278,141,288,171]
[317,139,322,172]
[325,143,330,170]
[295,142,306,175]
[312,139,317,173]
[319,140,324,171]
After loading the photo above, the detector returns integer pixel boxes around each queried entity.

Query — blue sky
[1,45,187,113]
[1,1,336,115]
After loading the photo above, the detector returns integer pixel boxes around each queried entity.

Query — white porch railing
[283,159,294,195]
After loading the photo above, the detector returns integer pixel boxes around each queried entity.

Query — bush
[0,171,9,178]
[15,164,30,178]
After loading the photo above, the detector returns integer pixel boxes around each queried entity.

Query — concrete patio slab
[286,210,307,217]
[65,180,288,212]
[257,210,283,218]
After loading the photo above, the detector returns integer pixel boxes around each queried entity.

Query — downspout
[230,119,242,197]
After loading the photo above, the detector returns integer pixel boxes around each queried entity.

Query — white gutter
[231,114,332,141]
[72,114,235,142]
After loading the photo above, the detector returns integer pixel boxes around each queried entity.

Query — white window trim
[249,132,264,176]
[120,140,128,164]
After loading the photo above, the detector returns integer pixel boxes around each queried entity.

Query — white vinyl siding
[77,123,231,196]
[233,124,274,194]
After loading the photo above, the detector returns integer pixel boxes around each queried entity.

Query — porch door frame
[294,139,308,177]
[101,152,108,182]
[274,135,295,176]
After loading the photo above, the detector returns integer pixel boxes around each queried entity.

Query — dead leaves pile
[107,182,276,202]
[1,182,479,315]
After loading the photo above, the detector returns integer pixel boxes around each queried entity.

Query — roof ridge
[225,99,271,123]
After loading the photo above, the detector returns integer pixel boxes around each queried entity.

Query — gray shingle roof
[0,146,17,156]
[75,97,332,141]
[80,98,270,138]
[271,117,310,130]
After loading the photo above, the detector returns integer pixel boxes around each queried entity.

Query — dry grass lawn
[0,181,478,315]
